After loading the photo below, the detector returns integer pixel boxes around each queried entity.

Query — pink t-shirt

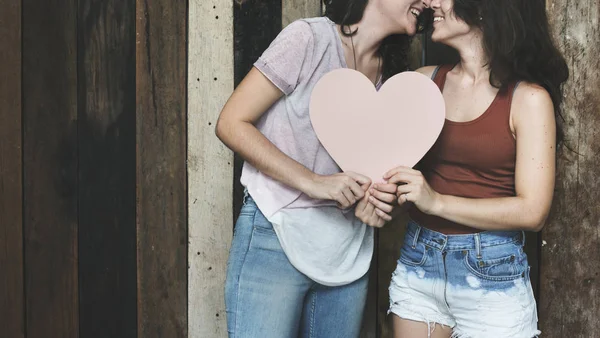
[241,17,377,285]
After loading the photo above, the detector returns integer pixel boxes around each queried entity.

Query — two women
[216,0,568,337]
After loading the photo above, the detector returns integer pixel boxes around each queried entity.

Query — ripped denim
[388,220,540,338]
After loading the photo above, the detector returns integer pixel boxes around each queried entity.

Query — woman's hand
[355,190,385,227]
[367,183,398,219]
[384,166,442,215]
[305,172,371,209]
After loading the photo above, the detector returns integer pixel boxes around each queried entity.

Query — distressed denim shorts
[388,220,540,338]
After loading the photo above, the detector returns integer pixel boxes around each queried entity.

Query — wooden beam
[188,0,234,336]
[0,0,23,337]
[136,0,188,336]
[282,0,321,27]
[77,1,137,337]
[540,0,600,336]
[22,0,79,336]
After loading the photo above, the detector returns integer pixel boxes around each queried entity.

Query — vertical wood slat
[22,0,79,337]
[0,0,23,337]
[282,0,322,27]
[232,0,283,220]
[136,0,188,336]
[540,0,600,336]
[188,0,234,336]
[77,1,137,338]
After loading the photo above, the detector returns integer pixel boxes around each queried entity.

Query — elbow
[215,117,227,143]
[524,211,550,232]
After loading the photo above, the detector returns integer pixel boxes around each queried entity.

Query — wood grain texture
[282,0,322,27]
[232,0,282,220]
[22,0,79,337]
[540,0,600,336]
[136,0,188,336]
[188,0,234,336]
[0,0,23,337]
[77,1,137,337]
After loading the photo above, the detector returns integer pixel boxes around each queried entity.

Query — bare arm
[216,67,371,209]
[387,83,556,232]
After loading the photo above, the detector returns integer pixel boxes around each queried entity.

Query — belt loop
[521,231,526,247]
[412,226,421,249]
[474,233,482,259]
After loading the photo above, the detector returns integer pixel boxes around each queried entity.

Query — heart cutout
[309,69,445,183]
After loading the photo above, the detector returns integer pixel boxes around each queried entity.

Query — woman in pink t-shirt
[216,0,433,337]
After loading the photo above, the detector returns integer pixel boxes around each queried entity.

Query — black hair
[324,0,427,81]
[444,0,569,143]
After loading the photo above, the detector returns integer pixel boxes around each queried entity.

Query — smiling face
[375,0,430,36]
[429,0,474,45]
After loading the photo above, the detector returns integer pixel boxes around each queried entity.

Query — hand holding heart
[309,68,445,220]
[385,166,442,216]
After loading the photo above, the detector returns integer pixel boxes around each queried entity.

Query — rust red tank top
[409,65,518,234]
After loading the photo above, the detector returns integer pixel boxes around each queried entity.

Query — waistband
[406,219,524,253]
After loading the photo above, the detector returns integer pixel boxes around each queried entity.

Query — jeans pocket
[463,243,526,281]
[399,240,428,267]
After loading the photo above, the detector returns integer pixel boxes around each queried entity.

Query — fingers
[375,208,393,222]
[345,171,372,186]
[372,183,397,194]
[368,195,394,213]
[370,187,396,204]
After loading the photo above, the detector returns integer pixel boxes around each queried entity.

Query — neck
[452,32,489,84]
[339,2,394,63]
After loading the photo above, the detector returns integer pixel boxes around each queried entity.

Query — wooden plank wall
[136,0,188,336]
[77,1,137,337]
[22,0,79,337]
[540,0,600,336]
[0,0,23,337]
[188,0,234,336]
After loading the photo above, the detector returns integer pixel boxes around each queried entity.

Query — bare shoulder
[511,82,556,131]
[415,66,439,79]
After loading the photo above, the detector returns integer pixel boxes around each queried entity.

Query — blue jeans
[225,195,369,338]
[389,220,540,338]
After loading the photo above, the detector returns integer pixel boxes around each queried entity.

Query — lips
[410,8,422,18]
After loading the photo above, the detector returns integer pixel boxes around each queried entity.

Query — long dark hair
[450,0,569,143]
[324,0,419,81]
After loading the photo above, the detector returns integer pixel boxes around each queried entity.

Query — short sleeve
[254,20,314,95]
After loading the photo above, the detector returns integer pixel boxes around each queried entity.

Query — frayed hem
[388,308,454,338]
[450,329,542,338]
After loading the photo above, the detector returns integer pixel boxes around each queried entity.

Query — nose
[422,0,432,8]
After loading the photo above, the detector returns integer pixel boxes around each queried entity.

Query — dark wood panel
[136,0,188,336]
[77,1,137,337]
[232,0,282,220]
[540,0,600,336]
[22,0,79,337]
[0,0,24,337]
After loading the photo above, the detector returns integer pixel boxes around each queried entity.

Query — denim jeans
[389,220,540,338]
[225,195,369,338]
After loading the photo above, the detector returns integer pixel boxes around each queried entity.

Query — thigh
[299,272,369,338]
[393,316,452,338]
[225,200,312,338]
[446,243,540,338]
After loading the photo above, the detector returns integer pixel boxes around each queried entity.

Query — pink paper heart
[309,69,445,183]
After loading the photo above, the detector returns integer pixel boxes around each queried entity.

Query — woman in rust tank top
[366,0,569,337]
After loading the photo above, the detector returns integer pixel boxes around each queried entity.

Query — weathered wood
[77,2,137,337]
[188,0,234,336]
[232,0,282,220]
[540,0,600,336]
[282,0,321,27]
[0,1,23,337]
[136,0,188,336]
[22,0,79,337]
